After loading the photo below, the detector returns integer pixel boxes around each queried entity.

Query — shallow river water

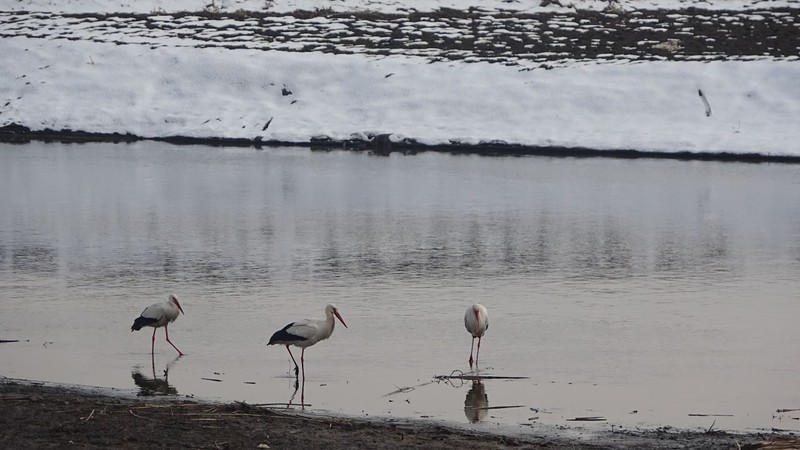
[1,142,799,436]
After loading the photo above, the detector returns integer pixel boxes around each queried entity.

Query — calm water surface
[1,142,799,435]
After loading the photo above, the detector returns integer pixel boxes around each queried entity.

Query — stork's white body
[268,304,347,379]
[465,303,488,367]
[139,298,181,328]
[275,316,337,348]
[131,294,185,356]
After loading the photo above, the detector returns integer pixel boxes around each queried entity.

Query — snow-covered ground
[1,0,799,157]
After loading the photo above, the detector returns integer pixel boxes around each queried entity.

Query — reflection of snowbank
[2,36,798,156]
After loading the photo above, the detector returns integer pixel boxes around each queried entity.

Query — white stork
[465,303,488,367]
[268,304,347,379]
[131,294,185,356]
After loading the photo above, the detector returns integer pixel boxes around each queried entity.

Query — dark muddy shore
[1,378,797,449]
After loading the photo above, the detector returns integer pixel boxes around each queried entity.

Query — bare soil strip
[1,378,797,449]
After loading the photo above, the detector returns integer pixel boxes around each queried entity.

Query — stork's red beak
[175,299,185,315]
[334,311,348,328]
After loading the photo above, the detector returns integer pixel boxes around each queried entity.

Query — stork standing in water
[268,304,347,380]
[465,303,488,367]
[131,294,185,356]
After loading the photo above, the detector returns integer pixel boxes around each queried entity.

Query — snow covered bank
[1,35,799,157]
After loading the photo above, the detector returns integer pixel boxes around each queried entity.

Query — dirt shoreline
[0,378,796,449]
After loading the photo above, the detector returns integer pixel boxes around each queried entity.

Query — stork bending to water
[465,303,488,367]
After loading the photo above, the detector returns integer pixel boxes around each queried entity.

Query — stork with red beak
[268,304,347,380]
[131,294,185,356]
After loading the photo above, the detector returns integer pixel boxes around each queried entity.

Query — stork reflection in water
[464,380,489,423]
[287,376,307,409]
[131,354,181,396]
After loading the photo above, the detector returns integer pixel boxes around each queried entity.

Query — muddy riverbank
[1,378,796,449]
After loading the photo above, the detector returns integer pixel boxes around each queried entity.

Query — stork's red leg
[164,325,184,356]
[151,328,157,355]
[469,336,476,367]
[286,345,299,377]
